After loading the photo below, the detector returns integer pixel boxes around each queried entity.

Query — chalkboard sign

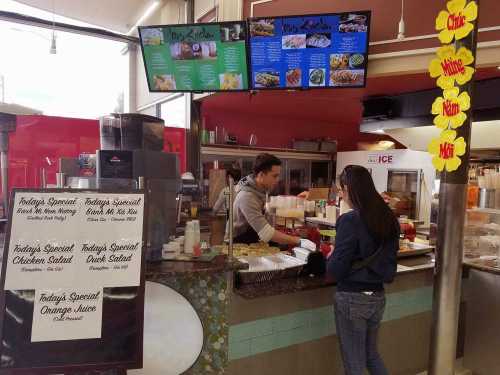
[0,189,147,373]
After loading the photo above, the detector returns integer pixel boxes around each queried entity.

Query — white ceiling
[14,0,151,33]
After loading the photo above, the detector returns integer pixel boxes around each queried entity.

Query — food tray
[398,242,434,258]
[236,253,306,284]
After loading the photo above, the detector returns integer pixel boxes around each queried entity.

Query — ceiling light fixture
[127,1,161,35]
[49,0,56,54]
[397,0,405,40]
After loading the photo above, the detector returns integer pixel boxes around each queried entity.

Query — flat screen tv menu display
[139,22,249,92]
[248,12,370,90]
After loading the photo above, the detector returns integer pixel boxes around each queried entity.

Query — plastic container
[399,217,416,242]
[162,243,177,260]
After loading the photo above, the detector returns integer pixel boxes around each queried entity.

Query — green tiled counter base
[229,287,433,360]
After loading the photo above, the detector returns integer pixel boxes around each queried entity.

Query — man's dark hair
[253,153,282,175]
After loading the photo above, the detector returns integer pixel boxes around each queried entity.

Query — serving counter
[142,253,434,375]
[462,259,500,374]
[228,255,434,375]
[144,256,247,374]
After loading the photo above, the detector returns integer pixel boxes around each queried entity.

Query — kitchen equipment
[292,140,319,152]
[479,188,496,209]
[99,113,164,151]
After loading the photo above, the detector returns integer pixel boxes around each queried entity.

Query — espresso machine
[60,113,180,261]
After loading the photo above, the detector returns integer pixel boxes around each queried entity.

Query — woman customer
[327,165,399,375]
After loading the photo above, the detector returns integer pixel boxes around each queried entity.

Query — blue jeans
[334,291,388,375]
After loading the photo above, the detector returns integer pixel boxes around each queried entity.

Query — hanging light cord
[398,0,406,40]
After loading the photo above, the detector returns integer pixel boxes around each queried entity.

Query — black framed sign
[0,189,147,373]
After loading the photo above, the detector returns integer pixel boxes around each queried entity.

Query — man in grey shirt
[231,153,315,250]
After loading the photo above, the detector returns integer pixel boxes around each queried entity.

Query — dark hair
[339,165,399,241]
[253,153,282,175]
[226,168,241,183]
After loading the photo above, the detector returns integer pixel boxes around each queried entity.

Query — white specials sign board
[4,192,144,290]
[0,190,145,350]
[31,288,103,342]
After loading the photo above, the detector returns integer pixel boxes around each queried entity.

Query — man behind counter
[231,153,315,250]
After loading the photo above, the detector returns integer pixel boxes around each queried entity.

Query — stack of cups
[192,220,202,257]
[326,205,337,224]
[184,222,195,254]
[184,221,201,255]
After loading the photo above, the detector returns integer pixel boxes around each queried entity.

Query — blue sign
[248,12,370,90]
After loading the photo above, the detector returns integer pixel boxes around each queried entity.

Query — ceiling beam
[0,10,139,44]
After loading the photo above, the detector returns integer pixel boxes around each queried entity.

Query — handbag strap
[351,242,385,271]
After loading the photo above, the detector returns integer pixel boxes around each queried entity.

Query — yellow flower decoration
[428,130,467,172]
[436,0,478,43]
[431,88,471,129]
[429,45,475,89]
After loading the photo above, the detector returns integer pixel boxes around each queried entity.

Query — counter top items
[464,208,500,259]
[146,254,248,278]
[306,216,337,227]
[234,254,435,299]
[398,241,434,258]
[236,253,306,284]
[269,195,305,219]
[218,242,281,257]
[463,256,500,276]
[162,242,179,260]
[183,220,201,255]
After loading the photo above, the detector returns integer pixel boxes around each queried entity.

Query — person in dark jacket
[327,165,400,375]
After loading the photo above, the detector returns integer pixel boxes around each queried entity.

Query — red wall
[5,116,186,196]
[164,127,186,173]
[200,90,398,151]
[8,115,100,190]
[200,109,390,151]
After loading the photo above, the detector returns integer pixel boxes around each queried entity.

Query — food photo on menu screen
[248,12,370,89]
[139,21,249,92]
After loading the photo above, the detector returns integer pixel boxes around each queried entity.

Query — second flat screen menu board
[139,22,249,92]
[249,12,370,90]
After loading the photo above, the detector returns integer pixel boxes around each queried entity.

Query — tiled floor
[416,359,471,375]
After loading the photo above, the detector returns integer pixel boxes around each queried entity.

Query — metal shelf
[468,208,500,215]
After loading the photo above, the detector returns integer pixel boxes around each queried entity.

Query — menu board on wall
[0,189,146,373]
[139,21,250,92]
[248,12,371,89]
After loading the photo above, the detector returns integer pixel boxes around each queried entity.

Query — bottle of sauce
[399,216,416,242]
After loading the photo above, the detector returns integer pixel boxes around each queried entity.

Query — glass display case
[286,159,310,196]
[464,208,500,268]
[386,169,422,220]
[200,146,332,208]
